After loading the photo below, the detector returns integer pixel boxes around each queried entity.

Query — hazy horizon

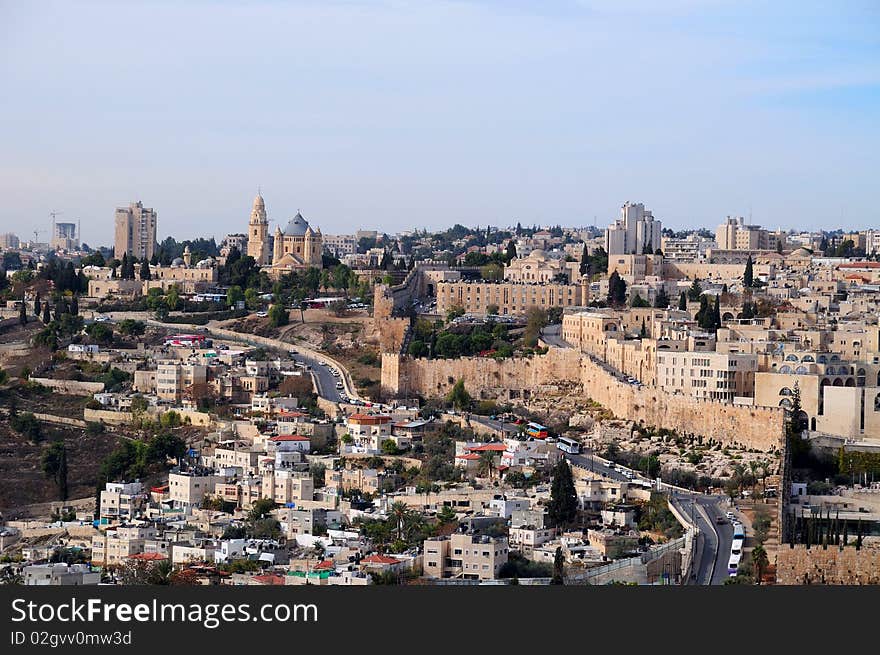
[1,0,878,247]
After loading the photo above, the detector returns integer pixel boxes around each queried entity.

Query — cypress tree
[140,260,151,280]
[678,291,687,311]
[120,253,129,280]
[42,303,51,324]
[744,254,754,288]
[548,459,577,527]
[70,295,79,316]
[713,295,721,330]
[34,292,41,316]
[19,298,27,325]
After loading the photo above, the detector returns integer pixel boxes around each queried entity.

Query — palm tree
[751,545,769,585]
[478,450,496,480]
[389,501,411,542]
[732,463,746,496]
[749,461,761,494]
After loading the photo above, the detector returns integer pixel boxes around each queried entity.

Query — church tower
[247,192,271,265]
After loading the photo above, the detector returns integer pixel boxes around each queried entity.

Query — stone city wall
[776,544,880,585]
[382,348,784,451]
[29,377,105,395]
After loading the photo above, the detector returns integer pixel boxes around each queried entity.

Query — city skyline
[1,1,878,244]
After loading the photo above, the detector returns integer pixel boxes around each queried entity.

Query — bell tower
[247,192,270,265]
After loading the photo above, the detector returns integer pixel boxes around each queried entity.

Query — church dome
[529,248,547,260]
[283,212,311,236]
[171,257,185,267]
[253,193,265,209]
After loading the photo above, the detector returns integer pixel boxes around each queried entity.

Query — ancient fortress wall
[776,545,880,585]
[382,348,784,451]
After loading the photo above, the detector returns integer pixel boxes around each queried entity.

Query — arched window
[779,387,793,396]
[857,368,866,387]
[874,393,880,411]
[845,378,855,387]
[833,378,843,386]
[785,354,799,362]
[817,355,828,364]
[831,354,840,362]
[779,365,792,374]
[802,355,815,362]
[779,399,792,409]
[796,366,808,375]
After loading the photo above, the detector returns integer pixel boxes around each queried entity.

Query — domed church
[245,192,323,277]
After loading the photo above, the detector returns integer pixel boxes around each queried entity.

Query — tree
[654,287,669,309]
[678,291,687,311]
[607,271,627,306]
[389,501,412,542]
[743,254,754,288]
[446,379,471,411]
[631,294,650,308]
[70,294,79,316]
[687,279,703,301]
[551,546,565,585]
[639,319,647,338]
[268,303,289,328]
[226,285,244,308]
[166,285,180,311]
[34,292,41,316]
[41,440,68,500]
[579,243,590,276]
[506,240,517,262]
[42,303,51,324]
[751,544,769,584]
[548,459,577,527]
[140,260,152,281]
[486,303,499,316]
[437,505,457,524]
[18,298,27,326]
[478,450,496,480]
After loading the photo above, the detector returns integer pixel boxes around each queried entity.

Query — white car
[726,511,736,520]
[256,311,268,317]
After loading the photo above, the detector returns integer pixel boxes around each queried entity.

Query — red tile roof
[468,443,506,452]
[456,453,480,460]
[252,574,286,585]
[840,262,880,269]
[128,553,168,561]
[313,559,335,570]
[348,414,392,423]
[361,554,401,565]
[270,434,310,441]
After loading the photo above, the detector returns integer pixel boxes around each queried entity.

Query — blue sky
[0,0,878,246]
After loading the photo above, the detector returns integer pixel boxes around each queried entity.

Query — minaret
[183,244,192,268]
[247,192,270,265]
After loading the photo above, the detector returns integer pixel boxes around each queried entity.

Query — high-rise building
[715,216,785,251]
[0,233,20,250]
[246,192,271,265]
[51,222,79,251]
[604,201,662,255]
[114,201,157,260]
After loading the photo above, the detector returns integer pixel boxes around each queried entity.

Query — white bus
[557,436,581,454]
[727,551,741,576]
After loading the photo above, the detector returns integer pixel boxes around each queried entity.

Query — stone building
[243,192,323,277]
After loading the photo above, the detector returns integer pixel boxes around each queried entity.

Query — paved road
[101,312,356,404]
[565,450,635,483]
[288,349,344,403]
[540,324,571,349]
[669,491,734,585]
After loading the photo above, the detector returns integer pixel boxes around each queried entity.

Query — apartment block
[423,533,509,580]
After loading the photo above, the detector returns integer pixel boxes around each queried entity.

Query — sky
[0,0,878,247]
